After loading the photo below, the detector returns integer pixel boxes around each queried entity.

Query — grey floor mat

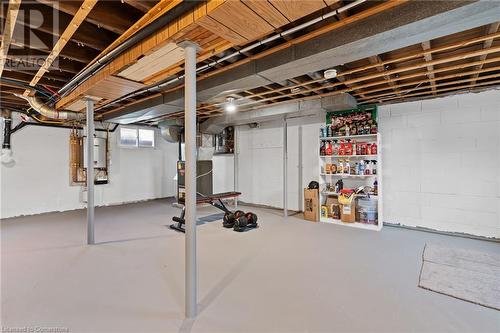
[418,244,500,310]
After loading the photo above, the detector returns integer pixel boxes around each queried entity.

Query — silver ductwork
[14,93,84,120]
[321,93,357,111]
[158,119,183,142]
[200,94,358,134]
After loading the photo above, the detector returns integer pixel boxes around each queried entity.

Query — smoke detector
[324,69,337,79]
[290,87,302,94]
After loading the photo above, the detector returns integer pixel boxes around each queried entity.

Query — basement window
[119,127,155,148]
[138,128,155,148]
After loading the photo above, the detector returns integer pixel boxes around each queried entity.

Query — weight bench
[170,191,241,233]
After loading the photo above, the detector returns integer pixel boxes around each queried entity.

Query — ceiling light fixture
[225,97,236,113]
[324,69,337,79]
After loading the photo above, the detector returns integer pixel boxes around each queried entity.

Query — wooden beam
[9,27,100,64]
[37,0,143,35]
[233,44,500,102]
[0,2,116,51]
[89,0,183,67]
[368,55,400,94]
[57,0,227,109]
[0,0,21,78]
[199,54,500,112]
[355,65,500,101]
[362,78,500,104]
[2,70,63,89]
[26,0,98,92]
[99,0,408,117]
[123,0,155,13]
[421,41,437,94]
[470,22,500,85]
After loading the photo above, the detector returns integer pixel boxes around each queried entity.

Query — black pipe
[3,118,12,149]
[10,122,119,134]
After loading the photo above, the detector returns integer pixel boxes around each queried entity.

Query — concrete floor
[1,199,499,333]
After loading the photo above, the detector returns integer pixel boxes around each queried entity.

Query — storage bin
[357,198,378,224]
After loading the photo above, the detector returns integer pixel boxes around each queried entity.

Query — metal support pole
[86,99,95,245]
[283,118,288,217]
[298,125,303,211]
[233,126,238,208]
[179,40,199,318]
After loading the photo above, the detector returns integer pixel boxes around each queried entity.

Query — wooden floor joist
[25,0,98,94]
[0,0,22,78]
[470,22,500,86]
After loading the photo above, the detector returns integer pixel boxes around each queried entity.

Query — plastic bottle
[372,160,377,175]
[338,159,344,174]
[345,159,350,174]
[320,141,326,156]
[339,140,345,155]
[326,141,332,155]
[333,140,339,155]
[371,142,377,155]
[346,139,352,155]
[352,140,357,156]
[373,180,378,196]
[364,160,371,175]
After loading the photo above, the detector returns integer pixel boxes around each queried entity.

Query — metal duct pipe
[96,0,367,112]
[58,0,198,97]
[13,93,85,120]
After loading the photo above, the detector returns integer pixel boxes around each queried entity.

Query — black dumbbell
[233,215,248,232]
[245,212,258,228]
[223,212,236,228]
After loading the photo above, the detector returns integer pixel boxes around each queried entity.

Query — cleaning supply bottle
[346,139,352,155]
[338,159,344,174]
[339,140,345,155]
[371,142,377,155]
[326,141,333,155]
[373,180,378,196]
[345,159,350,174]
[372,160,377,175]
[333,140,339,155]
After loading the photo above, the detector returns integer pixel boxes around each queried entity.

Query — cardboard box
[340,203,356,223]
[304,189,319,222]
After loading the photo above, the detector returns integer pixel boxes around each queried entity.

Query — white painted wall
[212,154,234,194]
[229,89,500,238]
[3,90,498,237]
[379,90,500,238]
[0,125,178,219]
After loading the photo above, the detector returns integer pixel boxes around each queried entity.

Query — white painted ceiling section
[117,42,184,82]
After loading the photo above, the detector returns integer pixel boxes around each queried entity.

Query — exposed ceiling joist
[0,0,21,78]
[123,0,156,13]
[421,41,437,94]
[1,2,115,51]
[36,0,142,35]
[25,0,98,92]
[470,21,500,85]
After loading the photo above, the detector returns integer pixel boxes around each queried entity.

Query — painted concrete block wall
[236,120,284,208]
[379,90,500,238]
[212,154,234,194]
[231,89,499,238]
[0,125,178,219]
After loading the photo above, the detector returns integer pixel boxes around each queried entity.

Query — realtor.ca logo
[1,1,59,71]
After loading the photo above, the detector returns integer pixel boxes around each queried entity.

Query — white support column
[179,40,199,318]
[233,126,238,208]
[86,99,95,245]
[283,118,288,217]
